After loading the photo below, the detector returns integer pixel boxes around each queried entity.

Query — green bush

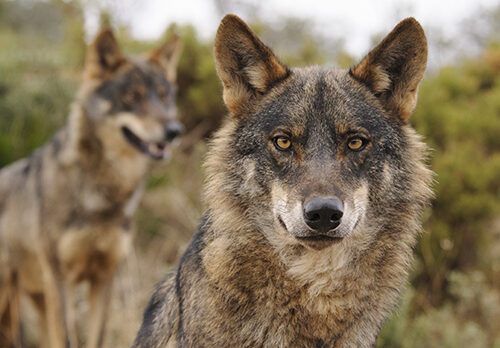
[378,46,500,346]
[378,271,500,348]
[0,30,77,166]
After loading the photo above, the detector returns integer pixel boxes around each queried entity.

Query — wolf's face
[240,69,400,250]
[210,16,429,251]
[79,30,183,161]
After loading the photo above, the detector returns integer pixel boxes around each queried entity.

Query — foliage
[377,46,500,347]
[0,29,77,166]
[378,271,500,348]
[412,46,500,305]
[173,25,225,135]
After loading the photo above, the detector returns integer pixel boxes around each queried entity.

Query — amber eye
[124,89,144,104]
[273,136,292,151]
[347,137,366,151]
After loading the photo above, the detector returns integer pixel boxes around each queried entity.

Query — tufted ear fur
[149,34,183,81]
[84,28,125,81]
[214,14,290,116]
[350,18,427,122]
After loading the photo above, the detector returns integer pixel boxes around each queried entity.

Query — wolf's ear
[214,14,290,116]
[149,34,183,81]
[350,18,427,122]
[84,28,125,80]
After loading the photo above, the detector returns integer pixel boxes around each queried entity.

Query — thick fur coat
[132,15,433,348]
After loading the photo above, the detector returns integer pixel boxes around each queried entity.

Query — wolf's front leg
[87,277,113,348]
[64,282,78,348]
[40,258,70,348]
[0,277,22,348]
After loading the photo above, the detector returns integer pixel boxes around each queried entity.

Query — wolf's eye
[124,89,144,104]
[273,136,292,151]
[347,137,367,151]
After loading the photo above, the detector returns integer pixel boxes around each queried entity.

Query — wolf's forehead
[254,67,390,140]
[121,64,168,87]
[95,64,171,96]
[267,68,364,123]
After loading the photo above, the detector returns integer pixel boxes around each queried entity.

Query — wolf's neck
[56,105,148,211]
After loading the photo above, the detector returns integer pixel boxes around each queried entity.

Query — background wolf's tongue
[148,142,168,159]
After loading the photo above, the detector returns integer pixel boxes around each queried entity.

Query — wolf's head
[207,15,432,252]
[74,29,183,162]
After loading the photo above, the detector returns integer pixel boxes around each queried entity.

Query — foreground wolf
[0,29,182,348]
[132,15,433,348]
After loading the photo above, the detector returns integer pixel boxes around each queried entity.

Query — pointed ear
[214,14,290,116]
[84,28,125,80]
[350,18,427,122]
[149,34,183,81]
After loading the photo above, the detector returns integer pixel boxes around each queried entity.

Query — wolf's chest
[54,181,142,283]
[57,223,132,284]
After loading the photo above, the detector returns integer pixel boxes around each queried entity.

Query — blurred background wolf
[0,0,498,347]
[0,19,182,348]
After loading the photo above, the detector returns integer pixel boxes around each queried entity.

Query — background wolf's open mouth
[121,126,168,160]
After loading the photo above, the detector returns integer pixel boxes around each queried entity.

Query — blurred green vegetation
[378,44,500,348]
[0,1,498,346]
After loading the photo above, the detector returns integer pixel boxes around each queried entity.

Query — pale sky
[84,0,498,64]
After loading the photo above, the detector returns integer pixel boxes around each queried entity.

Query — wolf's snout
[164,121,184,142]
[303,197,343,233]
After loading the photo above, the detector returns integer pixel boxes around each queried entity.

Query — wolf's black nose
[303,197,343,233]
[165,121,184,141]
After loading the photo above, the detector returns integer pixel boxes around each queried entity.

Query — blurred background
[0,0,499,346]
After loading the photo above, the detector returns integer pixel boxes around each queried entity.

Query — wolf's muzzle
[121,120,184,160]
[303,197,343,234]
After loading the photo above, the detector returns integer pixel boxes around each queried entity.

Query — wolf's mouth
[295,235,344,250]
[278,216,343,250]
[121,126,169,160]
[296,235,343,242]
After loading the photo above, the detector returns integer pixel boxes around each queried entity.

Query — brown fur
[0,29,182,348]
[132,15,432,348]
[350,18,427,121]
[214,15,290,115]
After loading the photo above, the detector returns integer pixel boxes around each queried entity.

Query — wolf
[132,14,433,348]
[0,29,183,348]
